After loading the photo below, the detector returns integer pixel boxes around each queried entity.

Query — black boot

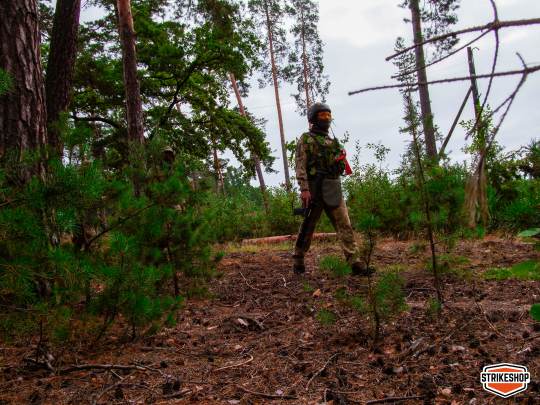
[293,264,307,275]
[351,262,376,276]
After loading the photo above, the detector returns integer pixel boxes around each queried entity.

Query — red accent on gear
[335,151,353,175]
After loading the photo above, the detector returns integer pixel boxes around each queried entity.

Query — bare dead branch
[59,363,148,374]
[392,31,490,80]
[385,18,540,61]
[349,65,540,95]
[236,385,298,399]
[305,352,340,390]
[212,355,254,372]
[439,87,472,157]
[23,357,54,372]
[366,396,425,405]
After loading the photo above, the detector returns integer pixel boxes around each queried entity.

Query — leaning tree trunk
[45,0,81,153]
[117,0,144,196]
[0,0,47,161]
[265,9,290,187]
[410,0,437,159]
[229,72,269,213]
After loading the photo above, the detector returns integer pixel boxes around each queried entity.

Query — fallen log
[243,233,336,245]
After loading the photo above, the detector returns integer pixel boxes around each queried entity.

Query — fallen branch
[413,318,475,359]
[243,233,336,245]
[236,384,298,399]
[22,358,54,372]
[475,302,516,340]
[59,363,148,374]
[525,333,540,341]
[213,355,253,372]
[22,360,149,375]
[93,381,191,405]
[366,395,425,404]
[305,352,340,390]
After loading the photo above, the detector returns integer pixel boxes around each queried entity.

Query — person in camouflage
[292,102,373,276]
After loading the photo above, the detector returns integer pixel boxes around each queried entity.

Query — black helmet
[307,102,331,123]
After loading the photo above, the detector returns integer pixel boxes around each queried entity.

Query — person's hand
[300,190,311,208]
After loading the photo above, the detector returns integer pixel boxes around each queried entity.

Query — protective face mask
[317,118,331,131]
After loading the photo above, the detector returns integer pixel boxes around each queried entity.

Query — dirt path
[1,238,539,404]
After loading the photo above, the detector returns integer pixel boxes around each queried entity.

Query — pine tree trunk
[229,72,269,212]
[45,0,81,152]
[301,10,311,112]
[410,0,437,159]
[265,8,290,186]
[117,0,144,144]
[0,0,47,160]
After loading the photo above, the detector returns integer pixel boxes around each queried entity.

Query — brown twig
[412,317,474,358]
[525,333,540,341]
[22,357,54,372]
[59,363,148,374]
[212,355,253,372]
[236,384,298,399]
[349,65,540,95]
[305,352,340,390]
[366,396,425,405]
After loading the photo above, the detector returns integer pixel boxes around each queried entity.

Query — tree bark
[410,0,437,159]
[45,0,81,152]
[301,10,311,112]
[467,47,481,113]
[117,0,144,144]
[0,0,47,159]
[212,138,226,197]
[265,6,290,186]
[229,72,269,212]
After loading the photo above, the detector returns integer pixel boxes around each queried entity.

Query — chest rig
[304,131,346,180]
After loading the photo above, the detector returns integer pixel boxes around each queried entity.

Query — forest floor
[1,236,540,405]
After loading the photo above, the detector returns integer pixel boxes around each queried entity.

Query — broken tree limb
[366,395,425,404]
[213,355,253,372]
[305,352,340,390]
[439,86,472,158]
[59,363,148,374]
[243,233,336,245]
[236,384,298,399]
[385,18,540,61]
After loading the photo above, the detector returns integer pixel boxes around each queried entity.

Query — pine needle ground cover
[1,237,539,404]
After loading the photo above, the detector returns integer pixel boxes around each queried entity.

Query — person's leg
[292,184,325,268]
[324,197,359,265]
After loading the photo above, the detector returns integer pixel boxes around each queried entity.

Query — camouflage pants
[293,181,359,266]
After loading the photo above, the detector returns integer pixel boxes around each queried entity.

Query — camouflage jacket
[295,130,345,191]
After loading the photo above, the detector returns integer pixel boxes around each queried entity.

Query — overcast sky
[77,0,540,188]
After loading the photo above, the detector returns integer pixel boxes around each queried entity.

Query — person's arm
[295,135,311,207]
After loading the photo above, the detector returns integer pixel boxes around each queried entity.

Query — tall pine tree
[248,0,291,186]
[285,0,329,117]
